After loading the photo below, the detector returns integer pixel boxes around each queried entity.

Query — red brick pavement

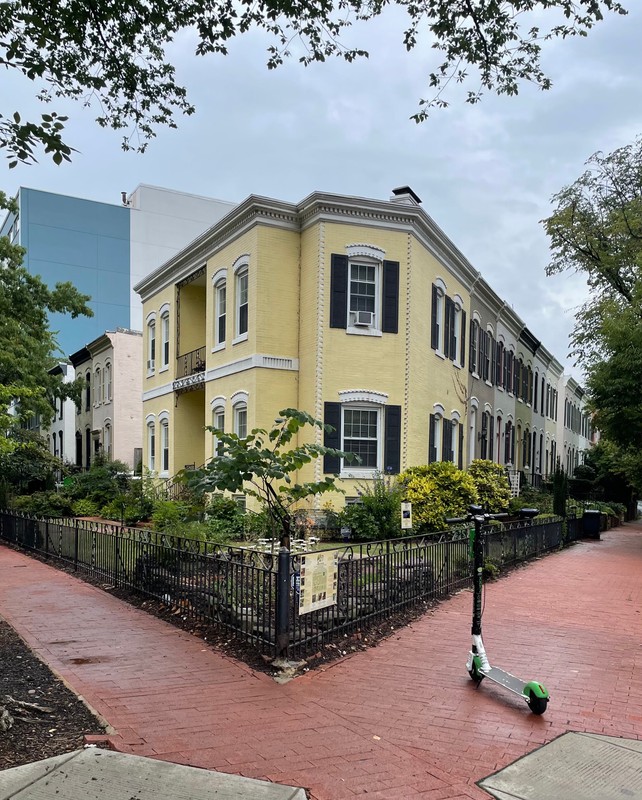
[1,524,641,799]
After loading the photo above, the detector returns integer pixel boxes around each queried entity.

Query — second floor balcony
[173,346,206,394]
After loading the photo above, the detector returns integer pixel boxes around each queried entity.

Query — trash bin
[582,509,601,540]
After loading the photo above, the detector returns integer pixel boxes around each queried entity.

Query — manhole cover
[479,732,642,800]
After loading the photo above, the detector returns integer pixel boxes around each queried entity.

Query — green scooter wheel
[527,694,548,715]
[468,669,484,684]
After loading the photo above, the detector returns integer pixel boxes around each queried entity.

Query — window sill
[232,333,248,346]
[346,326,382,338]
[434,350,446,360]
[497,386,504,392]
[485,380,493,388]
[517,398,524,404]
[212,343,225,353]
[159,470,169,479]
[472,371,480,380]
[159,365,169,374]
[146,371,155,378]
[340,468,378,479]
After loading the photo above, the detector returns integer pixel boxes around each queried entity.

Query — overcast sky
[3,4,642,381]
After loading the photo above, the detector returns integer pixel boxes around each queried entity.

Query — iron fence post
[74,520,79,571]
[45,520,49,558]
[276,547,290,656]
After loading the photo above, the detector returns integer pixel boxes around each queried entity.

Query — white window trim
[214,276,227,349]
[233,402,248,439]
[146,418,156,473]
[340,402,383,478]
[147,315,157,375]
[160,307,170,371]
[235,263,249,340]
[159,417,170,477]
[104,362,112,403]
[347,257,382,334]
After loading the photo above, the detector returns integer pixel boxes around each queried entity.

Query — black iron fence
[0,511,582,659]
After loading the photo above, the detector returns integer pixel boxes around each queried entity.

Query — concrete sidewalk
[1,524,641,799]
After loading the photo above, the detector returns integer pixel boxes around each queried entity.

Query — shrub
[339,502,383,542]
[66,459,132,505]
[552,461,568,517]
[399,462,478,532]
[205,495,245,539]
[72,499,100,517]
[12,491,74,518]
[467,460,510,512]
[151,500,192,533]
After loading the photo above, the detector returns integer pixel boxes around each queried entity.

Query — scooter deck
[482,667,527,696]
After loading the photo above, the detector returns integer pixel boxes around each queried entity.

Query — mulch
[0,618,105,771]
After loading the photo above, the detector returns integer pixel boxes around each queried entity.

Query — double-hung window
[212,408,225,456]
[343,407,379,470]
[161,311,170,368]
[161,420,169,473]
[147,319,156,372]
[105,363,112,402]
[234,403,247,439]
[148,422,156,471]
[215,281,226,346]
[349,263,377,328]
[236,268,248,338]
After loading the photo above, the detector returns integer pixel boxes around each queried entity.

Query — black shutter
[429,414,436,463]
[489,414,494,462]
[382,261,399,334]
[447,298,456,361]
[458,422,464,469]
[442,419,450,462]
[490,337,496,386]
[480,412,488,460]
[323,402,342,473]
[460,310,466,368]
[330,254,348,329]
[430,285,439,350]
[384,405,401,474]
[469,319,476,373]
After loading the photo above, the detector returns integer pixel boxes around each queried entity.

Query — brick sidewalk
[1,525,641,799]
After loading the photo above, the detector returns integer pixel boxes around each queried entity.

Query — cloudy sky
[4,3,642,381]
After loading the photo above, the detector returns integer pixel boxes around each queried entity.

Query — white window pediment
[345,243,386,262]
[450,410,461,423]
[231,390,249,406]
[210,394,226,409]
[338,389,388,405]
[433,402,445,419]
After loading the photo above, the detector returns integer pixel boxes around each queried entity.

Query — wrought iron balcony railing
[176,346,206,378]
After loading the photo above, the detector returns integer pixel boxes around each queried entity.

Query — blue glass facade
[6,188,131,357]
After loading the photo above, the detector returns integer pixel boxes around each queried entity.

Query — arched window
[147,420,156,471]
[58,430,63,459]
[234,403,247,439]
[147,316,156,372]
[215,279,226,347]
[104,423,111,459]
[160,309,170,369]
[212,406,225,456]
[94,368,101,406]
[85,372,91,411]
[235,265,249,338]
[104,363,112,402]
[75,431,82,467]
[161,419,169,473]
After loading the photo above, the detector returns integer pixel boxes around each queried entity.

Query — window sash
[237,272,248,336]
[161,314,170,366]
[148,424,155,471]
[216,284,226,344]
[349,263,377,319]
[161,422,169,472]
[235,406,247,439]
[343,408,379,469]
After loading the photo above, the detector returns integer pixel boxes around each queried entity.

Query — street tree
[0,0,627,166]
[543,137,642,489]
[543,136,642,369]
[186,408,355,547]
[0,192,92,450]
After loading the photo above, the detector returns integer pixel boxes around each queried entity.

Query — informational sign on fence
[298,549,339,615]
[401,501,412,530]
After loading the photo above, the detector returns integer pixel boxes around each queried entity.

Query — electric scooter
[447,505,550,715]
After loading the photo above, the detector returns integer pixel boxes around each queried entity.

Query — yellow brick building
[135,187,486,507]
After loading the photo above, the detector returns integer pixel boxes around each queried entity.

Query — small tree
[467,459,511,513]
[186,409,353,547]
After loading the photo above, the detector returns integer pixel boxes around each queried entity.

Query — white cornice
[338,389,388,405]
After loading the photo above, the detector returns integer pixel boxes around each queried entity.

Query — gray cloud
[2,3,641,382]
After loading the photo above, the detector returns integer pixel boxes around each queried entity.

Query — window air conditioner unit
[147,359,155,370]
[352,310,374,327]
